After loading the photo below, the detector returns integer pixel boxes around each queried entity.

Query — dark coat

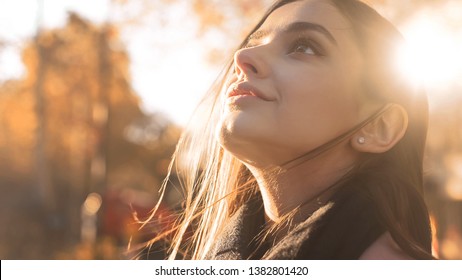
[205,185,385,260]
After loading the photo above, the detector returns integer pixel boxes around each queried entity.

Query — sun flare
[395,14,462,91]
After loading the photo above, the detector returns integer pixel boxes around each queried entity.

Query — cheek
[281,69,354,115]
[276,72,360,141]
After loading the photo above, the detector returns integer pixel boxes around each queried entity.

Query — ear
[351,104,408,153]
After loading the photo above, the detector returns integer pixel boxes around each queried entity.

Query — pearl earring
[358,137,365,144]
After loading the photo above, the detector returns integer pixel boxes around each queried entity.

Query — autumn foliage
[0,14,181,259]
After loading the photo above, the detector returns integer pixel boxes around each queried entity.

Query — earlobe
[351,104,408,153]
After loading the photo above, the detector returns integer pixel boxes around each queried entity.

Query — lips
[226,82,273,101]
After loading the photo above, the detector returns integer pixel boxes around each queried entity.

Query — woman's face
[217,0,368,167]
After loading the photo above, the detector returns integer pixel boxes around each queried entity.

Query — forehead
[261,0,353,43]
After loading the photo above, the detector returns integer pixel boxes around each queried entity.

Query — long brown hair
[328,0,433,259]
[142,0,433,259]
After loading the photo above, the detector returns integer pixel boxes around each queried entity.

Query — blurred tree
[0,13,181,259]
[108,0,272,65]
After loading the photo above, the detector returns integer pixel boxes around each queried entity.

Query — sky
[1,0,462,126]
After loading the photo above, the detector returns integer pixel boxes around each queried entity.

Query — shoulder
[359,232,413,260]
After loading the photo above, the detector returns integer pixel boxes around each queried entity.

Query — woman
[144,0,433,260]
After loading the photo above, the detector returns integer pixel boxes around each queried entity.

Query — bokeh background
[0,0,461,259]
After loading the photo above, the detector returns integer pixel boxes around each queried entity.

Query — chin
[216,113,290,167]
[216,112,262,158]
[216,113,244,149]
[218,110,257,139]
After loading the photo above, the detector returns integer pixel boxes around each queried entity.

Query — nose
[234,46,270,79]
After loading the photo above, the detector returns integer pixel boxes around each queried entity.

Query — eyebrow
[248,21,338,46]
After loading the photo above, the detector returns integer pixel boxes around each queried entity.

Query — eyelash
[243,40,258,49]
[288,37,323,56]
[242,36,325,56]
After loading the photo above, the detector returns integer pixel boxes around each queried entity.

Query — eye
[289,38,322,56]
[292,44,315,55]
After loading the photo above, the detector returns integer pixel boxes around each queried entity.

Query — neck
[247,143,358,224]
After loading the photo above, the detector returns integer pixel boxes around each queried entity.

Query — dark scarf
[205,184,385,259]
